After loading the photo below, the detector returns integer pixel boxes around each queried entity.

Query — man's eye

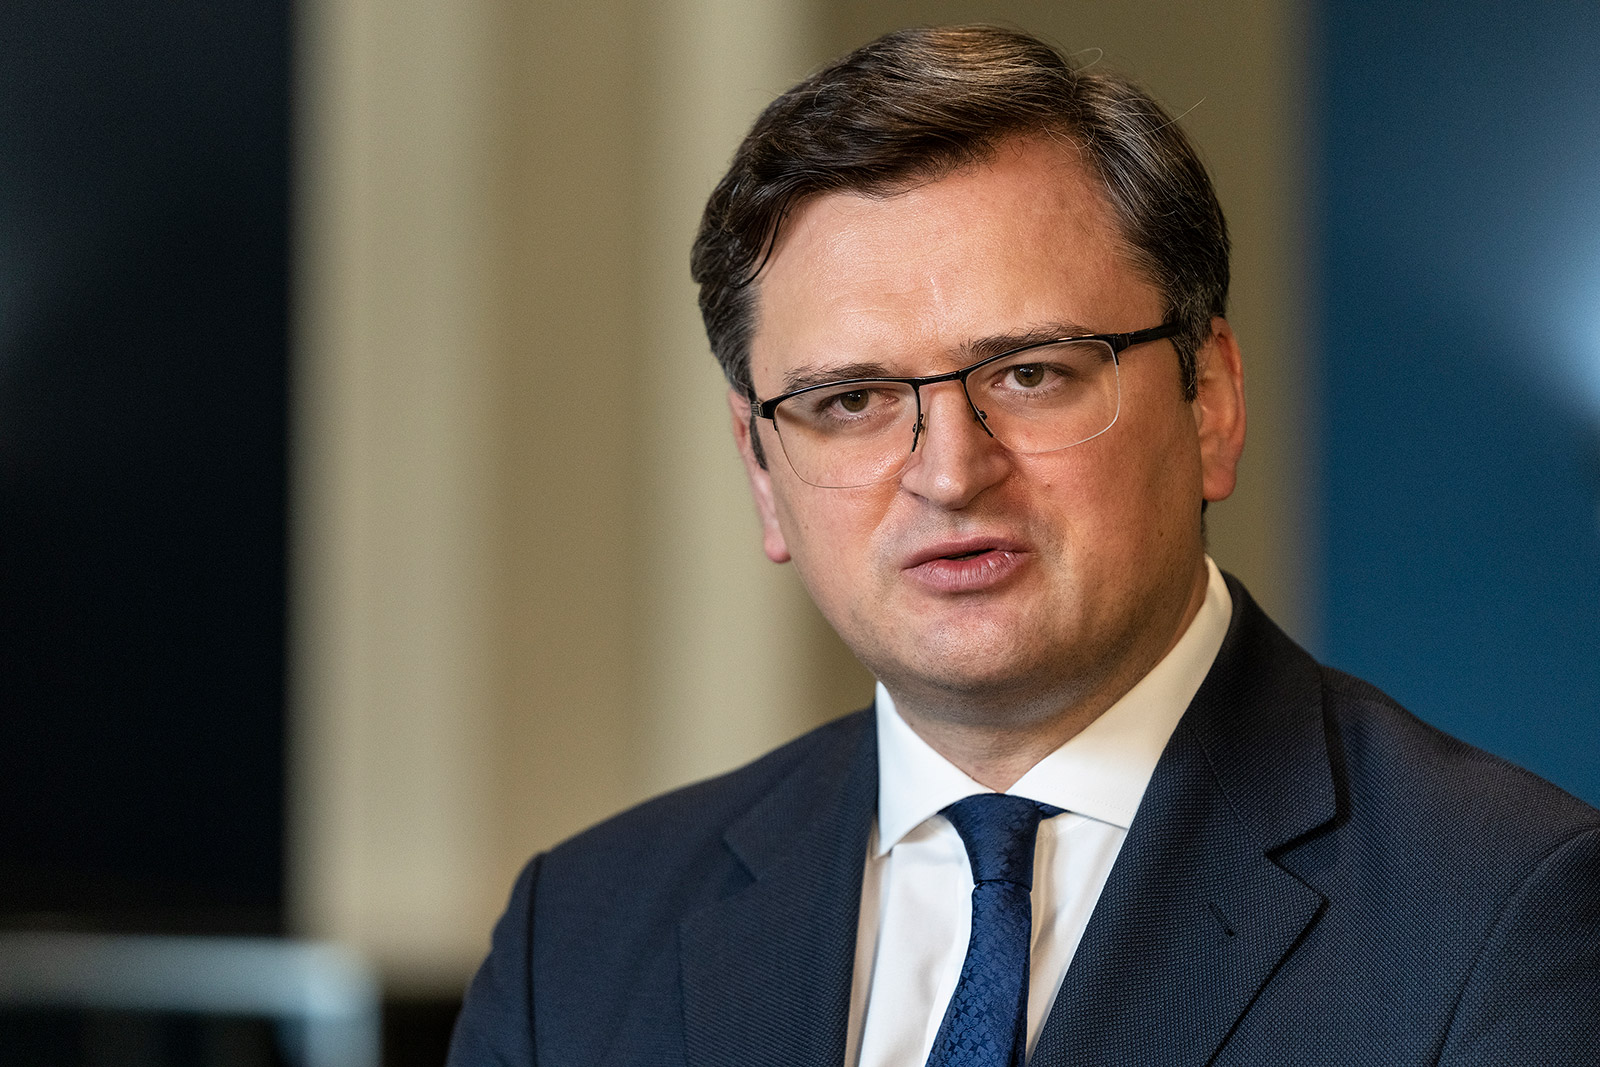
[1009,364,1047,388]
[793,384,902,428]
[816,386,890,418]
[836,390,871,413]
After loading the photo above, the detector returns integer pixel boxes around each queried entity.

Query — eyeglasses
[751,322,1181,488]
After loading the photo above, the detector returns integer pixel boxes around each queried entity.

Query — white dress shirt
[844,558,1233,1067]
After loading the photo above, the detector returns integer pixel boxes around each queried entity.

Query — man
[449,26,1599,1066]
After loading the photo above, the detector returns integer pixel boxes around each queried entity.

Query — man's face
[731,138,1245,725]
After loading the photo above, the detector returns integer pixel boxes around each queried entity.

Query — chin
[879,637,1068,704]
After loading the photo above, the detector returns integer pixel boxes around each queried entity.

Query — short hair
[690,24,1230,407]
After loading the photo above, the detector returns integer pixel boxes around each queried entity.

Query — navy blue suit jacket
[448,580,1600,1065]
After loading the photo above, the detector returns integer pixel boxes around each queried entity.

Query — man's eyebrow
[965,322,1098,361]
[775,322,1100,394]
[779,362,897,393]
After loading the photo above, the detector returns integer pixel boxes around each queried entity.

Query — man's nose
[897,383,1011,508]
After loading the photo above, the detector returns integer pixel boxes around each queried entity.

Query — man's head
[692,25,1230,410]
[694,26,1246,737]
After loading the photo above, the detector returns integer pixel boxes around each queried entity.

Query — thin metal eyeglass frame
[750,321,1182,482]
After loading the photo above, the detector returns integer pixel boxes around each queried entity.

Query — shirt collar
[874,557,1233,855]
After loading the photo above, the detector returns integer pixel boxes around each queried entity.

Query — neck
[887,564,1211,791]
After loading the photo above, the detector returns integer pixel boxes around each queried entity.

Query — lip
[901,537,1030,594]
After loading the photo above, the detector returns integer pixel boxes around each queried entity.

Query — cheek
[1119,386,1204,485]
[1036,419,1197,544]
[772,481,887,571]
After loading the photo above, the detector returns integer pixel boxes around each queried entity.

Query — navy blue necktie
[925,793,1064,1067]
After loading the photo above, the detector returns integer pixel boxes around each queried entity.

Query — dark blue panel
[0,0,289,926]
[1317,0,1600,804]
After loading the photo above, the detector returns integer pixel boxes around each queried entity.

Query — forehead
[748,138,1161,384]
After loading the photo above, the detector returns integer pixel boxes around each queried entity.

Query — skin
[729,137,1246,790]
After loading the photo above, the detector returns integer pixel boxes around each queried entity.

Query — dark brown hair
[690,25,1229,406]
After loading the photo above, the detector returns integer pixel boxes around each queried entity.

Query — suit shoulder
[543,708,872,873]
[1317,665,1600,845]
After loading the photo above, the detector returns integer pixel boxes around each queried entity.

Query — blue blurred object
[1317,0,1600,805]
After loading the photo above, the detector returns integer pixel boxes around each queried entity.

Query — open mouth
[902,542,1027,593]
[904,538,1025,571]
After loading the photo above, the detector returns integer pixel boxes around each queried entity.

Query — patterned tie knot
[941,793,1063,890]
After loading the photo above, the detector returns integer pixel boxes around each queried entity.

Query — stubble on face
[829,423,1205,736]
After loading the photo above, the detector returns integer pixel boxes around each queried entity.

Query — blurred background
[2,0,1595,1061]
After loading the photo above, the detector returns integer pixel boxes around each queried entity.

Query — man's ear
[728,388,791,563]
[1192,317,1247,504]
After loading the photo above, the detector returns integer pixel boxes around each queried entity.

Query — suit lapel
[678,714,877,1067]
[1032,580,1337,1067]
